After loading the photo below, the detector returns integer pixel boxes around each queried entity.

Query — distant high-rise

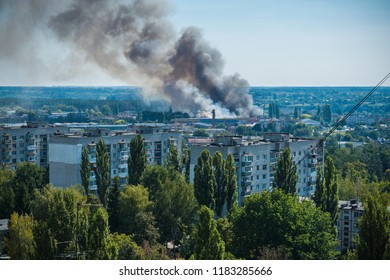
[0,122,68,169]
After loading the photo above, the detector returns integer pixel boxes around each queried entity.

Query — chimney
[212,109,216,128]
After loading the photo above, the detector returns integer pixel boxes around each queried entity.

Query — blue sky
[0,0,389,86]
[170,0,390,86]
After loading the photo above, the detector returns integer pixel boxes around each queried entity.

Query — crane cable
[296,71,390,166]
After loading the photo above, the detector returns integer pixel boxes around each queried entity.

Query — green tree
[323,104,332,123]
[31,186,84,258]
[5,212,35,260]
[166,144,181,174]
[107,176,120,233]
[141,165,169,199]
[323,157,339,224]
[231,189,338,259]
[152,174,197,243]
[80,146,90,196]
[357,191,390,259]
[225,154,237,213]
[294,106,299,119]
[194,150,216,209]
[13,162,47,214]
[0,168,15,218]
[118,185,159,244]
[109,233,142,260]
[192,206,225,260]
[193,129,209,137]
[88,207,113,259]
[182,146,191,184]
[273,148,298,195]
[313,164,325,210]
[96,138,110,206]
[213,152,226,217]
[128,134,147,186]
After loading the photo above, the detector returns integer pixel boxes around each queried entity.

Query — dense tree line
[1,143,389,260]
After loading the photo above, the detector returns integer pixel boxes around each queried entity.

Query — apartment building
[337,199,363,252]
[190,133,323,205]
[0,122,69,169]
[49,125,181,190]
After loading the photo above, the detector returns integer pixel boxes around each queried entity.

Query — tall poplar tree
[213,151,226,218]
[107,176,120,233]
[80,146,90,195]
[96,138,110,206]
[128,134,147,186]
[194,150,216,209]
[225,154,237,213]
[313,163,325,209]
[182,147,191,184]
[273,148,298,195]
[192,206,225,260]
[166,144,181,174]
[324,157,339,224]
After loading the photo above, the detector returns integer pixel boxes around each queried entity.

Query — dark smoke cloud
[1,0,259,117]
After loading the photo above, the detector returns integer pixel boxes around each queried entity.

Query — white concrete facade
[190,133,324,205]
[49,127,182,189]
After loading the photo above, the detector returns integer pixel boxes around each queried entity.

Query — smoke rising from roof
[0,0,259,117]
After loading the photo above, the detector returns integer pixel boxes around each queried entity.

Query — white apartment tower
[190,133,324,205]
[49,125,181,190]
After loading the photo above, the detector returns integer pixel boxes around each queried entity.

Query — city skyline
[0,0,389,86]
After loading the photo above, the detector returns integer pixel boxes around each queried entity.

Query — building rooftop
[0,219,9,232]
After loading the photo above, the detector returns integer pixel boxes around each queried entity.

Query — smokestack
[212,109,216,128]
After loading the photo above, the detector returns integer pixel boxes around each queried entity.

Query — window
[20,135,24,140]
[298,151,302,156]
[257,165,260,170]
[343,232,349,236]
[256,155,260,160]
[263,174,266,179]
[256,175,259,180]
[262,164,267,170]
[12,136,17,140]
[263,155,267,159]
[344,221,349,226]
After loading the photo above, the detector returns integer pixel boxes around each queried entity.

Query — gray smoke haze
[0,0,259,117]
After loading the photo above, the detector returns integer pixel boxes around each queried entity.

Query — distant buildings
[190,133,323,204]
[0,122,68,169]
[49,125,181,190]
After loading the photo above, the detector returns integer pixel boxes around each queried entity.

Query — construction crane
[296,71,390,166]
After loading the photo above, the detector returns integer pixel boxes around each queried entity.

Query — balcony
[241,170,251,177]
[241,181,252,187]
[89,156,96,163]
[89,175,96,181]
[119,163,127,169]
[241,161,252,167]
[27,145,36,151]
[120,155,129,161]
[119,172,127,178]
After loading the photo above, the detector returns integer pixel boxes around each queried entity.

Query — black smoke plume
[1,0,259,117]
